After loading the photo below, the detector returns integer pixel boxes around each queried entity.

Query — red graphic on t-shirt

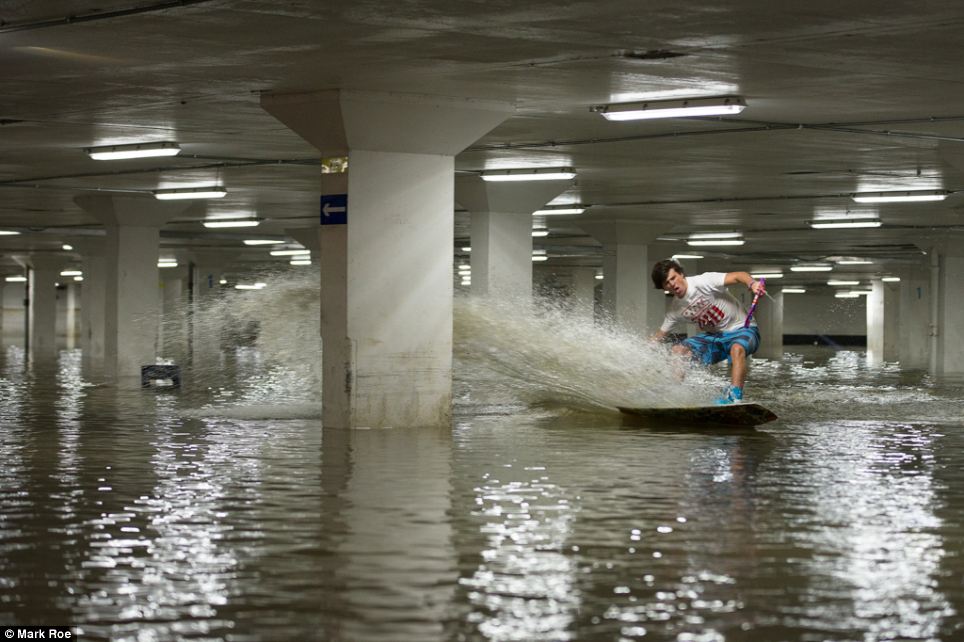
[683,295,725,330]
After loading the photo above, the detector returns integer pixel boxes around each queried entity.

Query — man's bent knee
[730,344,746,359]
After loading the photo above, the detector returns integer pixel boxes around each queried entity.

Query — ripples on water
[1,289,963,641]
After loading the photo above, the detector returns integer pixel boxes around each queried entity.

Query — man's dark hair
[651,259,684,289]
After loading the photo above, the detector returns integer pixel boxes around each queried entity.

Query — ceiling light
[532,207,585,216]
[751,272,783,279]
[153,186,227,200]
[595,274,604,280]
[849,290,872,296]
[235,283,266,290]
[219,279,227,285]
[243,239,285,245]
[687,239,745,246]
[835,292,860,298]
[882,276,901,282]
[270,249,310,256]
[86,141,180,160]
[60,270,82,277]
[810,219,881,229]
[790,265,833,272]
[783,288,806,293]
[290,259,312,266]
[74,276,83,282]
[689,232,742,240]
[837,259,873,265]
[532,230,549,237]
[0,230,21,236]
[828,280,860,286]
[672,254,703,260]
[532,256,548,262]
[5,276,26,282]
[593,95,746,121]
[158,260,178,268]
[461,246,472,252]
[852,189,949,203]
[203,219,258,228]
[480,167,576,182]
[62,244,73,251]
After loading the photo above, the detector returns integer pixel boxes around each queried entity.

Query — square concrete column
[455,176,571,300]
[75,195,189,380]
[71,240,108,372]
[755,287,784,360]
[897,262,930,370]
[570,267,598,323]
[867,279,899,365]
[65,282,80,349]
[932,239,964,376]
[262,89,512,428]
[14,255,68,362]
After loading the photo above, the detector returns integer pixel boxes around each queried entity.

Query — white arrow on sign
[323,202,346,217]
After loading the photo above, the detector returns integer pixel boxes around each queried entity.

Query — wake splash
[454,295,722,411]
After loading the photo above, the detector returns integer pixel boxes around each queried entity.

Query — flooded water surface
[1,292,963,641]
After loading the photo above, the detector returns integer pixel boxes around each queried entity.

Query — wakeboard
[618,403,778,427]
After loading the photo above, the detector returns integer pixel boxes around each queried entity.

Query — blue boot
[715,386,744,405]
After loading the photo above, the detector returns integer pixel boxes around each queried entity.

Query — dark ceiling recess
[622,49,688,60]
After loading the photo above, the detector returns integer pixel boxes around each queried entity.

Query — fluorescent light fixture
[86,141,180,160]
[74,276,83,282]
[532,206,585,216]
[852,189,949,203]
[672,254,704,260]
[751,272,783,279]
[481,167,576,182]
[595,274,604,280]
[532,230,549,237]
[461,246,472,252]
[828,280,860,286]
[219,279,227,285]
[687,239,745,246]
[882,276,901,282]
[235,282,266,290]
[810,219,881,229]
[837,259,873,265]
[269,249,310,256]
[5,276,26,282]
[783,288,806,294]
[593,95,746,121]
[60,270,82,277]
[290,259,312,266]
[203,219,258,228]
[153,186,227,200]
[689,232,742,240]
[243,239,285,245]
[62,244,73,251]
[835,292,860,298]
[849,290,873,296]
[790,265,832,272]
[532,256,548,262]
[158,260,178,268]
[0,230,21,236]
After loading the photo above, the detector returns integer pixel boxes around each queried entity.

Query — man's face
[663,269,687,298]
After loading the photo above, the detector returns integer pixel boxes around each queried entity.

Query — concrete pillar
[0,281,5,342]
[866,279,900,365]
[65,282,80,349]
[14,255,68,362]
[570,267,597,324]
[755,286,784,360]
[159,266,189,360]
[932,239,964,376]
[74,195,188,380]
[455,176,571,299]
[897,261,930,370]
[71,240,108,372]
[261,89,512,428]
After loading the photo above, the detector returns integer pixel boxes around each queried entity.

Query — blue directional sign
[320,193,348,225]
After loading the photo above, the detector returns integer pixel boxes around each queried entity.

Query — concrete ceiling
[3,0,964,286]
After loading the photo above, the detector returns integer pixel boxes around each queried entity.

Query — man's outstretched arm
[724,271,765,295]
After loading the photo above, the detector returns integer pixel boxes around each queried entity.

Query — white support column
[897,262,930,370]
[0,281,5,343]
[65,282,80,349]
[932,239,964,376]
[73,241,107,372]
[159,266,189,361]
[570,267,598,324]
[867,278,899,365]
[14,255,68,362]
[755,286,784,360]
[262,89,512,428]
[455,176,571,300]
[75,195,188,381]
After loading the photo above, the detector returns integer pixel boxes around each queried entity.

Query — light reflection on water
[0,345,962,641]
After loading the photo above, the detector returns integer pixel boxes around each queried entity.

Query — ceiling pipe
[0,0,218,34]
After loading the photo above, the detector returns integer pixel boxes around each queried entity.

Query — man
[650,259,765,404]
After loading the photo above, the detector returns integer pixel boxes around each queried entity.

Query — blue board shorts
[682,327,761,366]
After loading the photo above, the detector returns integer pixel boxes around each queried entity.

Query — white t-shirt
[660,272,754,334]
